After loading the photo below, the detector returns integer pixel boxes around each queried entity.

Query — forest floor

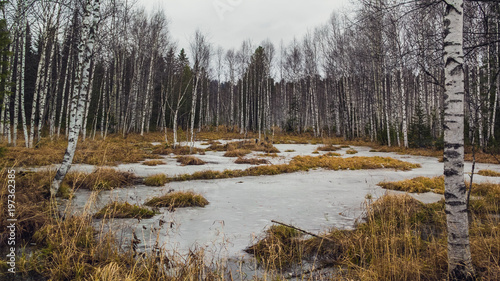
[1,131,499,280]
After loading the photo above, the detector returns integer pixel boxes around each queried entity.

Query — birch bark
[51,0,100,196]
[442,1,475,279]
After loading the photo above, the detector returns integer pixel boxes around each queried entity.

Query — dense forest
[0,0,498,150]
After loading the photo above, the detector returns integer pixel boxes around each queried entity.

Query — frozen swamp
[43,141,500,265]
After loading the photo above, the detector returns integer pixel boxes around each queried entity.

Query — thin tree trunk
[442,1,474,279]
[51,0,100,196]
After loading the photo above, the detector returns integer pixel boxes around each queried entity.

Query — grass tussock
[223,149,251,157]
[245,225,304,268]
[152,144,203,155]
[176,156,206,166]
[235,157,270,165]
[346,148,358,154]
[145,191,209,208]
[316,144,341,152]
[143,174,168,186]
[478,169,500,177]
[378,176,445,194]
[65,168,136,191]
[142,160,166,166]
[94,201,157,219]
[209,140,280,154]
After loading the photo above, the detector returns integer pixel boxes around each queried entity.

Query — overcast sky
[136,0,352,53]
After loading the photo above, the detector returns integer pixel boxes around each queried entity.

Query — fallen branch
[271,220,334,242]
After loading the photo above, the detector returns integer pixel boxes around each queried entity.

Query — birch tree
[442,0,475,279]
[51,0,100,196]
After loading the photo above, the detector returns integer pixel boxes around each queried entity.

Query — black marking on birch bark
[444,150,460,159]
[445,57,459,67]
[444,192,458,200]
[445,201,466,206]
[450,65,463,76]
[445,210,452,215]
[450,267,475,281]
[445,143,463,149]
[451,233,470,240]
[448,242,470,247]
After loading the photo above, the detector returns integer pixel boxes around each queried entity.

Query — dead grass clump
[224,149,251,157]
[145,191,209,208]
[209,140,280,154]
[152,145,202,155]
[316,144,341,152]
[245,225,304,267]
[478,169,500,177]
[65,168,136,191]
[142,160,166,166]
[235,157,270,165]
[291,155,421,171]
[94,201,157,219]
[378,176,445,194]
[177,156,206,166]
[346,148,358,154]
[143,174,168,186]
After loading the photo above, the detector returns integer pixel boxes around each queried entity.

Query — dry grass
[346,148,358,154]
[142,160,166,166]
[478,169,500,177]
[145,191,209,208]
[152,145,203,155]
[235,157,270,165]
[378,176,445,194]
[176,156,206,166]
[0,136,162,167]
[209,140,280,154]
[65,168,136,191]
[316,144,341,152]
[245,225,304,268]
[143,174,168,186]
[94,201,157,219]
[223,149,251,157]
[169,155,420,182]
[248,191,500,280]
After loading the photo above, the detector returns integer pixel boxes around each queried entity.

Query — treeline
[0,0,498,149]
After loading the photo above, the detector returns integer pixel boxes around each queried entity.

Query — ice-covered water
[57,142,500,261]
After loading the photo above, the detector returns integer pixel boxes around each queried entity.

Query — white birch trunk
[51,0,100,196]
[400,68,408,147]
[443,1,474,279]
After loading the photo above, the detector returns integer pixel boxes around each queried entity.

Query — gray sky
[137,0,351,52]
